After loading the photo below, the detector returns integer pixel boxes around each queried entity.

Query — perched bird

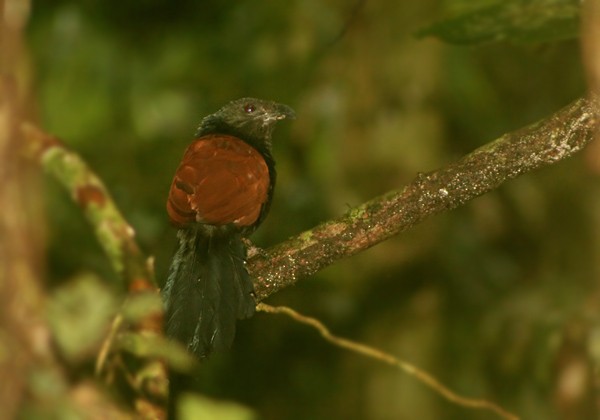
[163,98,295,359]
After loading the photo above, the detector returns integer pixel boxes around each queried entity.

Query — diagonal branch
[21,98,599,301]
[21,123,156,294]
[248,97,599,300]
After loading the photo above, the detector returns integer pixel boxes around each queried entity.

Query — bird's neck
[197,119,274,158]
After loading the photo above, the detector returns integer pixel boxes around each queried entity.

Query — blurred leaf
[117,332,195,372]
[24,370,128,420]
[133,361,169,400]
[121,291,163,323]
[178,394,256,420]
[417,0,580,44]
[21,367,76,420]
[27,367,68,401]
[48,274,118,362]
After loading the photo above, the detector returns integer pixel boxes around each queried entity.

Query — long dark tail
[162,226,256,358]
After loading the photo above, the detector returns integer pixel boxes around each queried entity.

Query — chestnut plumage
[167,134,271,228]
[162,98,294,361]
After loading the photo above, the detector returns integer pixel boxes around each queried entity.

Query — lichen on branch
[248,97,599,300]
[21,98,599,301]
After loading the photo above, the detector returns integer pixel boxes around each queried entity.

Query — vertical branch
[0,0,50,417]
[582,0,600,171]
[582,0,600,99]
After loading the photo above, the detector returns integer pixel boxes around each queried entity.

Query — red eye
[244,103,256,113]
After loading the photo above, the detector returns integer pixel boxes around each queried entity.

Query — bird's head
[197,98,295,151]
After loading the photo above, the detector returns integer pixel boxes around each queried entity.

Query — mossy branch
[247,97,599,300]
[22,123,156,294]
[21,96,598,419]
[22,98,599,300]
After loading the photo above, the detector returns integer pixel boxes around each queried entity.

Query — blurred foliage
[47,273,118,362]
[177,394,256,420]
[418,0,580,44]
[28,0,600,419]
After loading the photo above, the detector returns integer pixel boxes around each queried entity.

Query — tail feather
[162,226,255,359]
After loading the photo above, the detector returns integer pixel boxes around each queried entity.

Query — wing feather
[167,134,270,227]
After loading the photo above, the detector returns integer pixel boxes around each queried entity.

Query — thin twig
[95,314,124,377]
[257,303,519,420]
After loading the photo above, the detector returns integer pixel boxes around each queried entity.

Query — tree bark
[247,98,599,300]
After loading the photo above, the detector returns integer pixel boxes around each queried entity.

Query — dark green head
[197,98,295,150]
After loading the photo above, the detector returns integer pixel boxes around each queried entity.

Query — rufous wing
[167,134,270,228]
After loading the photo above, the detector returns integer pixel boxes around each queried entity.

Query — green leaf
[177,395,256,420]
[47,274,118,362]
[417,0,580,45]
[121,292,163,323]
[117,332,196,372]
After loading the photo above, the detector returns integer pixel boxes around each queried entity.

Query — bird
[162,98,295,360]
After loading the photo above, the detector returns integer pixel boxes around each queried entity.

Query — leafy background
[28,0,598,418]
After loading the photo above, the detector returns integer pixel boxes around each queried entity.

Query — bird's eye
[244,103,256,113]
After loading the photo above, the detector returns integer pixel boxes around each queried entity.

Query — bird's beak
[273,103,296,121]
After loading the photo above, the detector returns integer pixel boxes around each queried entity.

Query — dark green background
[29,0,597,418]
